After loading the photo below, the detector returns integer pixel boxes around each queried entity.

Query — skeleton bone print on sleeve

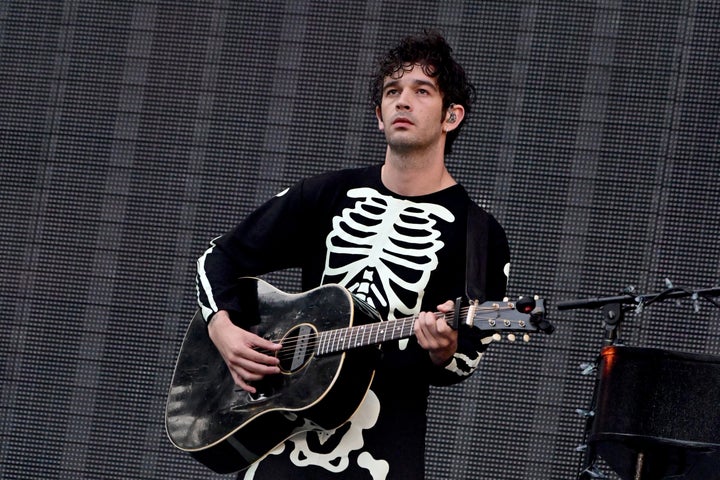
[322,187,455,322]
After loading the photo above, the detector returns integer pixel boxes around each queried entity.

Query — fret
[405,317,413,338]
[351,325,358,347]
[350,326,357,347]
[318,332,325,355]
[365,323,374,343]
[388,320,396,340]
[321,329,329,355]
[357,325,365,346]
[361,325,369,346]
[333,328,343,354]
[337,327,346,352]
[358,325,367,347]
[394,319,405,340]
[343,327,353,350]
[326,330,337,353]
[335,329,345,352]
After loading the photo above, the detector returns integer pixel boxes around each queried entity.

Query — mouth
[392,117,414,127]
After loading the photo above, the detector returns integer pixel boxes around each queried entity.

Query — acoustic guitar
[165,277,551,473]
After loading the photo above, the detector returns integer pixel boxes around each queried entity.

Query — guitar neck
[313,298,549,356]
[316,314,425,355]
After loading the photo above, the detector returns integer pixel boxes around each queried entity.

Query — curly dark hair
[370,30,476,154]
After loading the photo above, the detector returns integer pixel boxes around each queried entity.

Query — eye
[385,88,399,96]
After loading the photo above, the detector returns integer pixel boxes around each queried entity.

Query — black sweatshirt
[196,164,510,479]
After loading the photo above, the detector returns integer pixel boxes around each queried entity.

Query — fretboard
[316,314,449,355]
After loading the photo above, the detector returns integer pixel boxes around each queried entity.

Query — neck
[381,148,456,196]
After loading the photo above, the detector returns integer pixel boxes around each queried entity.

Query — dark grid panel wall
[1,1,718,480]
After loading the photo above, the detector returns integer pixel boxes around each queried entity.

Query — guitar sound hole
[278,323,318,373]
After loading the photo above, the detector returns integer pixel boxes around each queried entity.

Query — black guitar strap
[464,203,489,305]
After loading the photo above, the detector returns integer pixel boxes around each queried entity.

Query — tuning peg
[523,333,530,343]
[507,333,516,342]
[575,444,588,452]
[492,333,501,342]
[575,408,595,418]
[515,296,536,314]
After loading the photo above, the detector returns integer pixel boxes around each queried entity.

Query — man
[196,30,510,479]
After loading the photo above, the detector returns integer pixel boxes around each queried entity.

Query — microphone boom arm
[557,286,720,311]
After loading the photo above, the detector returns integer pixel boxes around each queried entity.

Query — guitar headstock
[464,298,554,342]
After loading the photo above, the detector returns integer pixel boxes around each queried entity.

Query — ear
[375,106,385,131]
[444,103,465,132]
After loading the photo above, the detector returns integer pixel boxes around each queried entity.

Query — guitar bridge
[227,388,269,411]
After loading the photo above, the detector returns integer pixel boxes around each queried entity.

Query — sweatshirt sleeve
[196,182,311,323]
[427,325,493,386]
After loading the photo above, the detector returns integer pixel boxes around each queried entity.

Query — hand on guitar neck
[413,299,458,366]
[207,310,282,394]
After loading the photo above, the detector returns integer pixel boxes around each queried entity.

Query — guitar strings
[260,304,518,348]
[256,304,520,361]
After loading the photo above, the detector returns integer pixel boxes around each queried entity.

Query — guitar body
[165,278,381,473]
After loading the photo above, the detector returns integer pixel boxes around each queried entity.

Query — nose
[396,102,411,111]
[396,91,412,110]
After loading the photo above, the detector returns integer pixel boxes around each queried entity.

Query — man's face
[376,64,446,154]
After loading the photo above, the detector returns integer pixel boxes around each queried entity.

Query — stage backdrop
[1,1,719,479]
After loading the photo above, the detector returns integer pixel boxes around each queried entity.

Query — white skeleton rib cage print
[322,187,454,320]
[244,187,458,480]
